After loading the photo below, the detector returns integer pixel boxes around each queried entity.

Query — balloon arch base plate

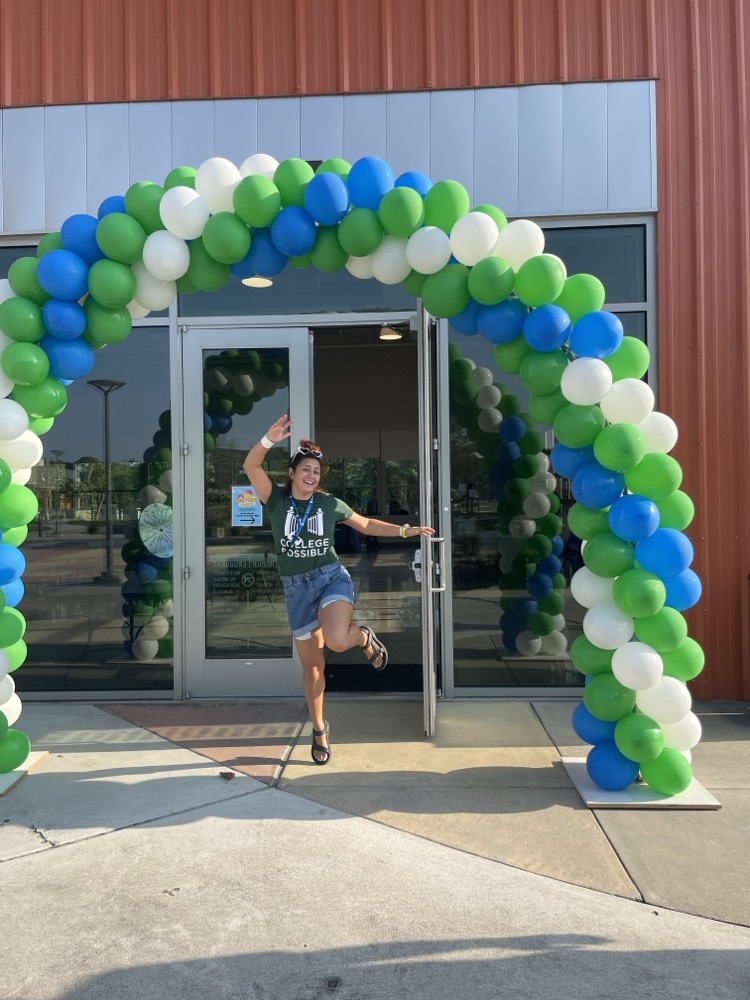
[0,750,48,797]
[562,758,720,810]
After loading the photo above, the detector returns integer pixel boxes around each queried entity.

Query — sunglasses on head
[295,445,323,459]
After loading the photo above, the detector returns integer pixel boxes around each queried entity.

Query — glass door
[181,326,312,698]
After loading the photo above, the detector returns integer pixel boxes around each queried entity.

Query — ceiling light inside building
[379,323,403,341]
[242,276,273,288]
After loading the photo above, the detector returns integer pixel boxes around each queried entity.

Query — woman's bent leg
[319,600,386,669]
[296,630,329,762]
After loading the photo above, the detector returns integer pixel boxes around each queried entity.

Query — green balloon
[536,513,563,537]
[498,393,523,417]
[467,256,514,305]
[538,591,565,615]
[634,607,688,652]
[186,238,231,291]
[0,711,6,741]
[528,387,567,425]
[0,485,38,528]
[8,257,50,305]
[95,213,147,265]
[583,530,635,577]
[0,296,45,343]
[472,204,507,230]
[176,272,198,294]
[202,212,252,264]
[423,179,470,232]
[519,429,544,455]
[164,165,197,190]
[450,358,474,381]
[614,713,664,763]
[504,477,531,502]
[378,187,424,237]
[613,568,666,618]
[0,729,31,773]
[0,458,11,495]
[583,673,637,721]
[661,637,705,682]
[553,403,605,448]
[316,158,351,179]
[288,251,313,268]
[529,611,555,636]
[274,158,314,206]
[403,269,427,296]
[337,207,384,256]
[571,634,614,675]
[567,503,610,540]
[37,232,63,257]
[13,378,68,419]
[605,336,651,381]
[310,227,348,272]
[0,606,25,645]
[83,298,133,346]
[451,380,476,406]
[523,534,553,559]
[422,264,470,318]
[624,453,683,499]
[514,455,539,478]
[548,492,561,514]
[1,341,49,386]
[5,637,27,671]
[1,524,28,546]
[87,259,137,309]
[593,423,647,471]
[553,273,606,324]
[552,572,567,589]
[514,254,567,307]
[232,175,282,228]
[519,349,568,394]
[494,336,532,374]
[125,180,165,234]
[655,490,695,530]
[640,748,693,795]
[27,416,54,435]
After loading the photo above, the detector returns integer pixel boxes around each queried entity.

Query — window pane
[543,225,646,303]
[616,311,647,342]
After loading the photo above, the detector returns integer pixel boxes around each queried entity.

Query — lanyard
[288,493,315,543]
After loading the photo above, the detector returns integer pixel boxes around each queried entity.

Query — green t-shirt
[264,483,354,576]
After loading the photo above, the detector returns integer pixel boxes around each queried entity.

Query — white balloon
[345,255,375,279]
[132,261,176,311]
[635,675,692,724]
[204,366,231,391]
[570,567,615,608]
[522,492,551,518]
[195,156,241,214]
[0,430,43,470]
[406,226,452,274]
[508,515,536,539]
[162,598,175,619]
[141,613,170,641]
[476,384,502,409]
[560,357,613,405]
[126,299,151,320]
[551,614,567,633]
[0,649,8,682]
[635,411,679,453]
[0,672,14,706]
[240,152,279,179]
[11,468,31,485]
[450,211,499,266]
[516,631,543,656]
[0,278,14,305]
[0,369,16,399]
[492,219,545,270]
[611,641,663,690]
[0,399,29,440]
[159,185,210,240]
[143,231,190,281]
[540,630,568,655]
[477,408,501,433]
[232,373,255,396]
[158,470,173,494]
[132,637,160,662]
[583,603,635,649]
[499,554,515,573]
[139,485,166,506]
[471,366,494,389]
[0,692,22,726]
[371,237,411,285]
[537,453,550,472]
[600,378,655,425]
[660,711,702,751]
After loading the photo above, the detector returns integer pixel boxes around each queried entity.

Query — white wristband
[260,434,274,449]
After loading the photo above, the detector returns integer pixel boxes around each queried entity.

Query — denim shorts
[281,562,355,640]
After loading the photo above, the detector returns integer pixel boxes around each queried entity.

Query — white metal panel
[85,104,131,217]
[430,90,475,196]
[607,81,656,212]
[562,83,608,214]
[0,108,4,230]
[474,87,519,216]
[171,100,215,171]
[343,94,387,163]
[518,85,564,216]
[300,95,344,162]
[386,91,431,181]
[128,102,173,187]
[215,99,258,166]
[44,106,87,230]
[257,97,301,162]
[2,107,45,233]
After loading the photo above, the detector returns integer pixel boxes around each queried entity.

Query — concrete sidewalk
[2,700,749,999]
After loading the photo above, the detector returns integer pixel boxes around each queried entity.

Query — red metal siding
[0,0,748,699]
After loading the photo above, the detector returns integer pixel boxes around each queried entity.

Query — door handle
[430,536,446,593]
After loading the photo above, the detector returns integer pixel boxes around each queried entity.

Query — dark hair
[289,438,324,471]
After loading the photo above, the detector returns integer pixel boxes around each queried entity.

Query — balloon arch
[0,153,704,795]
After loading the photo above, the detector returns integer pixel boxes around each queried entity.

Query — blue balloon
[550,442,595,479]
[40,334,95,381]
[37,249,89,301]
[449,298,481,335]
[348,156,394,211]
[663,569,702,611]
[477,298,528,344]
[61,213,105,266]
[586,741,640,791]
[570,310,624,359]
[499,415,526,442]
[608,493,660,542]
[134,561,158,585]
[635,528,693,577]
[231,227,288,279]
[142,446,158,463]
[551,535,565,557]
[42,298,87,340]
[512,598,537,616]
[270,205,317,258]
[153,428,171,449]
[97,195,127,219]
[572,703,617,745]
[1,578,24,608]
[203,412,213,432]
[147,553,173,568]
[537,555,562,576]
[495,441,521,464]
[527,573,553,597]
[0,543,25,585]
[211,413,233,435]
[572,461,625,509]
[522,304,571,352]
[304,172,350,225]
[395,170,433,196]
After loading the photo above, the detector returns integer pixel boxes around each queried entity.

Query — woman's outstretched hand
[406,526,436,537]
[266,414,293,445]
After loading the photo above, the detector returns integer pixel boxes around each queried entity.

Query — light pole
[50,449,64,532]
[88,380,126,580]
